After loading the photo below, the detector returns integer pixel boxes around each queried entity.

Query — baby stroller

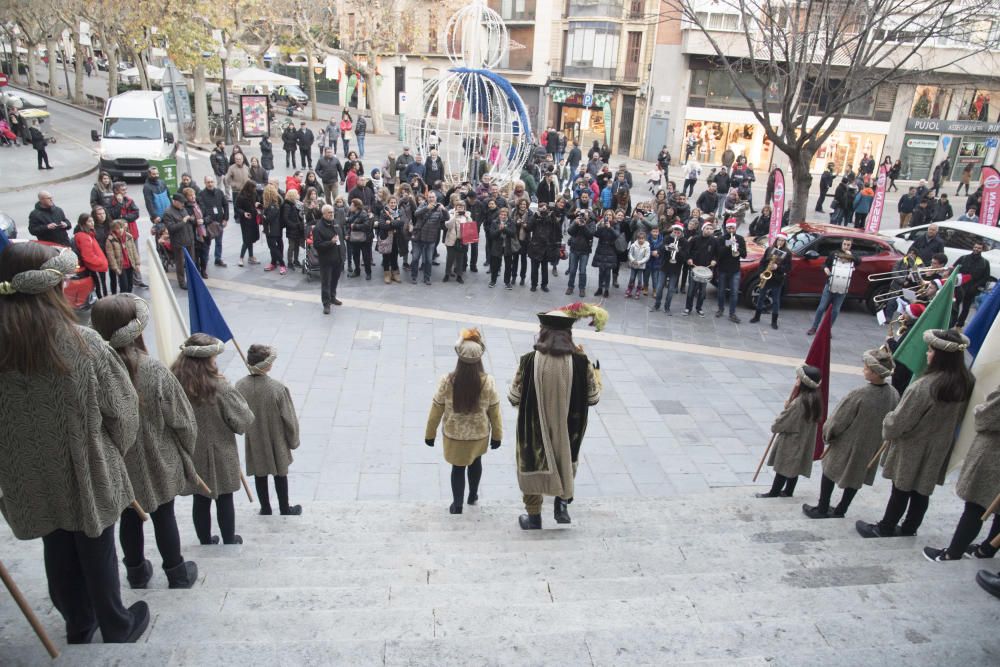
[302,223,321,280]
[0,120,17,147]
[153,222,175,272]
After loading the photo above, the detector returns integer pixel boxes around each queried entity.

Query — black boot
[125,559,153,589]
[280,505,303,516]
[164,561,199,589]
[449,502,463,514]
[771,313,779,330]
[518,513,541,530]
[750,312,761,323]
[123,601,151,643]
[554,497,571,524]
[802,503,832,519]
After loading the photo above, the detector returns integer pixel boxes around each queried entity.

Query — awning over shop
[549,86,612,108]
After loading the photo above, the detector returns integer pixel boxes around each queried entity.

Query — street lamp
[219,46,231,145]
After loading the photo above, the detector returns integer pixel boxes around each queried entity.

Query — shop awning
[549,86,612,108]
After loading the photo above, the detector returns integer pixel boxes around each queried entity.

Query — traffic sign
[583,93,593,107]
[162,61,192,124]
[0,73,8,87]
[986,137,998,149]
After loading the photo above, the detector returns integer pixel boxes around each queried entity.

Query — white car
[881,220,1000,281]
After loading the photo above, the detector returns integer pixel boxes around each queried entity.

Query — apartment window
[567,0,625,19]
[564,21,621,78]
[491,0,536,21]
[628,0,643,19]
[693,11,743,31]
[624,31,641,81]
[499,26,534,70]
[428,11,438,53]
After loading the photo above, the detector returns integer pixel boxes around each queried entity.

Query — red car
[739,223,902,314]
[10,239,96,316]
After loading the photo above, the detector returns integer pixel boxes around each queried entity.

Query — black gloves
[592,359,600,370]
[425,439,435,448]
[490,439,501,450]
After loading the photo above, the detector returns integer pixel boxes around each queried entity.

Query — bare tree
[289,0,427,134]
[659,0,1000,222]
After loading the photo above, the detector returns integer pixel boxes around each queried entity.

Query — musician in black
[807,238,861,335]
[652,223,687,314]
[750,232,792,330]
[683,222,718,317]
[953,242,991,327]
[715,219,747,323]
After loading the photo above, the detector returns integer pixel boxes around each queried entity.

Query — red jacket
[74,230,109,272]
[285,176,302,194]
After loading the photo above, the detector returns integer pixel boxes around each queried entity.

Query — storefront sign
[769,168,785,244]
[865,165,888,234]
[905,118,1000,135]
[905,137,937,149]
[981,166,1000,228]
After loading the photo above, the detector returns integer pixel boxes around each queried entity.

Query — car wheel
[741,276,768,310]
[865,284,892,315]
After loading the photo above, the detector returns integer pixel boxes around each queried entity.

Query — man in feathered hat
[508,303,605,529]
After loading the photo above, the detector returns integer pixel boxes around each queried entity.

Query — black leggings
[450,457,483,507]
[255,475,292,513]
[768,473,798,496]
[381,249,399,271]
[878,483,929,535]
[287,240,302,267]
[946,501,1000,559]
[192,493,236,544]
[240,242,255,259]
[350,241,372,273]
[817,474,858,514]
[266,236,285,266]
[489,255,502,283]
[119,499,183,570]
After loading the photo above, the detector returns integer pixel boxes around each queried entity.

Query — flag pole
[0,559,60,659]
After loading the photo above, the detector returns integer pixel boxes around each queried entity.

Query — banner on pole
[980,166,1000,227]
[865,165,889,234]
[768,168,785,245]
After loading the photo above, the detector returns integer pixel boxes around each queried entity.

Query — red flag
[804,305,833,459]
[981,166,1000,227]
[864,165,889,234]
[768,168,785,245]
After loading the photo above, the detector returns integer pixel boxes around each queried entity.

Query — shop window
[899,133,937,181]
[956,89,999,122]
[910,86,951,119]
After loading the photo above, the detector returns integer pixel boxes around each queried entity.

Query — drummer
[807,237,861,335]
[683,221,719,317]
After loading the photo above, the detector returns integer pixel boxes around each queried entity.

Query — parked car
[0,211,16,239]
[740,223,902,314]
[8,238,96,317]
[881,220,1000,282]
[270,84,308,106]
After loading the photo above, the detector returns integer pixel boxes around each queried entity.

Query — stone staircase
[2,487,999,665]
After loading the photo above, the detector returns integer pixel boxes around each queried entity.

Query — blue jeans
[627,267,644,289]
[356,135,365,157]
[410,240,435,281]
[755,283,783,315]
[213,226,224,261]
[811,283,847,329]
[656,272,680,310]
[685,277,707,311]
[716,270,740,315]
[567,251,589,289]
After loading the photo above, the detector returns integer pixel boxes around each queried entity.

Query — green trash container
[148,157,179,193]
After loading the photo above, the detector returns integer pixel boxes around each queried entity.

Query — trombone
[867,265,941,283]
[872,281,933,305]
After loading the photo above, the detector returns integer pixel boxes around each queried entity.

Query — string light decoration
[405,1,533,187]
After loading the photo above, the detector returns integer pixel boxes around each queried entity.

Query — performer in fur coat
[756,365,823,499]
[508,303,604,529]
[236,344,302,516]
[802,347,899,519]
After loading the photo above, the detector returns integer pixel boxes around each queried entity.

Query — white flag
[948,320,1000,474]
[144,237,189,365]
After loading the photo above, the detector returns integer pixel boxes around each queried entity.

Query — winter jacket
[696,190,719,213]
[956,387,1000,509]
[660,236,687,274]
[627,241,650,269]
[822,382,900,490]
[686,234,718,267]
[236,374,299,477]
[197,187,229,224]
[312,217,346,264]
[425,156,445,186]
[354,116,367,137]
[297,128,314,149]
[91,184,115,210]
[189,381,254,499]
[28,202,71,245]
[281,126,298,151]
[347,209,373,243]
[767,396,820,479]
[567,219,595,254]
[210,148,229,177]
[262,203,283,238]
[163,205,195,248]
[281,200,306,242]
[259,138,274,171]
[405,161,427,182]
[646,234,665,271]
[413,203,449,244]
[105,230,140,274]
[853,188,875,215]
[142,177,170,221]
[591,224,621,269]
[225,163,251,195]
[715,232,747,273]
[444,212,470,247]
[315,154,343,185]
[527,210,562,262]
[74,229,109,272]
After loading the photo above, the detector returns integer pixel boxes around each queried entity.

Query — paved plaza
[2,91,998,665]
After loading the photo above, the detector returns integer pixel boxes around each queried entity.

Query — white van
[91,90,176,180]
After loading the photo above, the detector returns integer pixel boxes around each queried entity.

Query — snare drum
[828,261,854,294]
[692,266,713,284]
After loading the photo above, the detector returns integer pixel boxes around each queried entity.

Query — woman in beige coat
[803,348,899,519]
[857,329,975,539]
[425,329,503,514]
[923,385,1000,561]
[0,243,149,643]
[756,365,823,499]
[235,344,302,516]
[92,294,201,589]
[172,333,255,545]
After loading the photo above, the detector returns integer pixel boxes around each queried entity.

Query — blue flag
[965,282,1000,359]
[0,228,10,255]
[183,248,233,343]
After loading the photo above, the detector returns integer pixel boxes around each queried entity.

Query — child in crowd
[757,365,823,499]
[625,230,650,299]
[235,344,302,516]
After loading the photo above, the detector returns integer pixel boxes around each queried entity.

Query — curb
[10,84,103,117]
[0,163,98,194]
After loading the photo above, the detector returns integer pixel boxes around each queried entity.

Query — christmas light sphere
[446,2,508,69]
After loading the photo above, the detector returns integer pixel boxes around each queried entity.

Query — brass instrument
[867,265,941,283]
[730,237,740,257]
[872,280,933,305]
[886,314,909,338]
[668,239,680,264]
[757,248,786,290]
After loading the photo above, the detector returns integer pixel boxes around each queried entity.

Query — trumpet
[668,239,680,264]
[867,265,941,283]
[886,314,908,339]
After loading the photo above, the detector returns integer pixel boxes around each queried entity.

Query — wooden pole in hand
[0,559,59,659]
[228,337,253,504]
[981,492,1000,521]
[992,531,1000,551]
[867,441,889,470]
[194,473,212,496]
[752,434,777,482]
[130,499,149,522]
[240,473,254,503]
[819,446,830,461]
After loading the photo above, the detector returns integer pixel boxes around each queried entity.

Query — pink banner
[768,168,785,244]
[864,165,889,234]
[981,166,1000,227]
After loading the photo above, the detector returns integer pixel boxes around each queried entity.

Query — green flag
[893,269,958,378]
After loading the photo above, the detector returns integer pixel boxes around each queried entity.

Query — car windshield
[787,231,820,253]
[103,117,160,140]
